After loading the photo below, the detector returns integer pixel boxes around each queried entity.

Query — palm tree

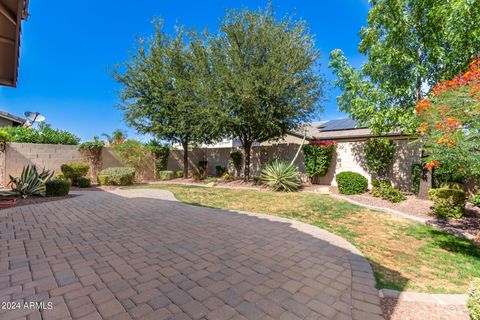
[101,129,127,146]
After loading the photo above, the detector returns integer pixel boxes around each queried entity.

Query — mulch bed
[381,298,469,320]
[329,186,480,240]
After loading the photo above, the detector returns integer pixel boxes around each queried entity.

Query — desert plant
[336,171,368,195]
[365,138,396,178]
[429,188,466,218]
[229,151,243,177]
[303,141,336,178]
[468,278,480,320]
[1,165,54,198]
[175,170,183,179]
[98,167,135,186]
[60,162,89,185]
[76,176,91,188]
[46,179,71,197]
[159,170,174,180]
[260,160,300,192]
[371,179,406,203]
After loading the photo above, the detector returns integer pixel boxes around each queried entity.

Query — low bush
[76,176,91,188]
[336,171,368,195]
[428,188,466,218]
[253,176,262,185]
[371,179,406,203]
[221,172,234,181]
[192,171,204,181]
[215,166,227,177]
[470,193,480,207]
[45,179,70,197]
[439,182,463,190]
[198,160,208,177]
[229,151,243,177]
[175,170,183,178]
[159,170,174,180]
[60,162,89,184]
[468,278,480,320]
[260,160,300,192]
[98,167,135,186]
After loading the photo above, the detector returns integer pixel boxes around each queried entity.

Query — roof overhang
[0,0,29,87]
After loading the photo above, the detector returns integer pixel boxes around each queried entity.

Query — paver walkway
[0,189,384,320]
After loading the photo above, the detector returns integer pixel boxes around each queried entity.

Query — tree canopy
[330,0,480,134]
[113,21,218,177]
[210,6,324,180]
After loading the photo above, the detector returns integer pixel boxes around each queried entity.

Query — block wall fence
[0,138,421,190]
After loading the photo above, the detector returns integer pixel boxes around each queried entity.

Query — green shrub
[253,176,263,185]
[1,165,54,198]
[0,130,10,142]
[439,182,463,190]
[336,171,368,195]
[470,193,480,207]
[428,188,466,218]
[98,167,135,186]
[371,179,406,203]
[198,160,208,177]
[221,172,234,181]
[175,170,183,178]
[411,163,422,194]
[215,166,227,177]
[76,176,91,188]
[260,160,300,192]
[46,179,70,197]
[230,151,243,177]
[192,171,204,181]
[114,140,153,171]
[159,170,174,180]
[303,142,336,178]
[365,138,396,177]
[1,124,80,145]
[468,278,480,320]
[146,140,170,171]
[55,173,67,180]
[60,162,89,184]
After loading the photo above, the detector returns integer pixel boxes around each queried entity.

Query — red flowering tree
[416,58,480,179]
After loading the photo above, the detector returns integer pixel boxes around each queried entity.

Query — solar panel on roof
[319,119,360,131]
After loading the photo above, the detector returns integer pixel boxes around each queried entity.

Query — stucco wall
[168,138,421,190]
[1,143,155,186]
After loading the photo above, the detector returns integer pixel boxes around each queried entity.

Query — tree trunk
[182,141,189,179]
[418,166,432,199]
[243,141,252,182]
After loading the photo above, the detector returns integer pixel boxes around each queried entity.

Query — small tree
[364,138,396,179]
[113,21,218,178]
[210,6,324,181]
[417,57,480,183]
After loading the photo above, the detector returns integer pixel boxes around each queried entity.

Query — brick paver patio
[0,189,384,320]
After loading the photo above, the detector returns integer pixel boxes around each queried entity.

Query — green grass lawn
[128,184,480,294]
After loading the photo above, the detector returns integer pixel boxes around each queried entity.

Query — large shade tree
[210,6,324,181]
[113,21,218,178]
[329,0,480,196]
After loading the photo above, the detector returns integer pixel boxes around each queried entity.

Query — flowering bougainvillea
[303,141,336,178]
[416,57,480,177]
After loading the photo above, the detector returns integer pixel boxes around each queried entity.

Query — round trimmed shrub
[175,170,183,178]
[159,170,174,180]
[76,176,91,188]
[46,179,70,197]
[61,162,89,185]
[336,171,368,195]
[98,167,135,186]
[428,188,466,218]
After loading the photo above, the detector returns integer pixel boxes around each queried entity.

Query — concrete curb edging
[329,193,476,242]
[379,289,467,305]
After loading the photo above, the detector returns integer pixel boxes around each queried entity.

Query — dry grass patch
[129,184,480,293]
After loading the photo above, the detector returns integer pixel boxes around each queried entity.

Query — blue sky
[0,0,369,142]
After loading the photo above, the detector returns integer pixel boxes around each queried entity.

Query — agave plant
[1,165,54,198]
[260,160,300,192]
